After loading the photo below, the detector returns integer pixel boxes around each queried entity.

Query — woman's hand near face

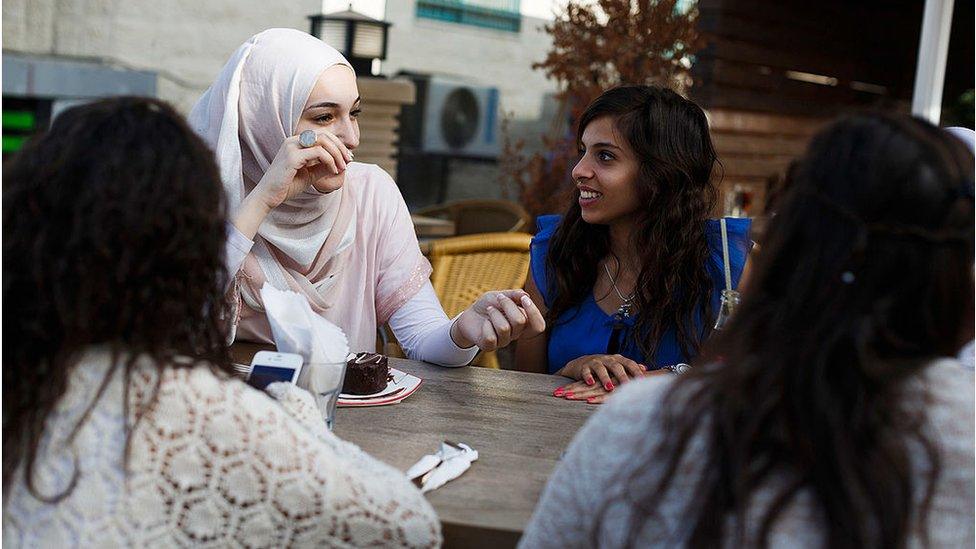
[256,130,353,207]
[233,130,353,240]
[450,290,547,352]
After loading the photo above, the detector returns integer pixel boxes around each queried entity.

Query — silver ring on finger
[298,130,317,149]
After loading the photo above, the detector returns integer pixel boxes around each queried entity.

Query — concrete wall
[382,4,557,124]
[2,0,320,112]
[380,3,562,203]
[2,0,565,203]
[2,0,558,119]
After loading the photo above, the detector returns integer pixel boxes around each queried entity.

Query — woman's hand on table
[553,360,669,404]
[553,354,649,397]
[234,130,353,239]
[450,290,546,351]
[553,380,614,404]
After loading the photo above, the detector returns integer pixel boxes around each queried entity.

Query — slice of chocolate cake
[342,352,390,395]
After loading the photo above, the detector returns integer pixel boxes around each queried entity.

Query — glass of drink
[297,361,347,431]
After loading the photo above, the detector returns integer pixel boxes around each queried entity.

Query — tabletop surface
[334,359,595,541]
[230,344,597,545]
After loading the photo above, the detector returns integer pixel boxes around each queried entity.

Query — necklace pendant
[617,302,632,318]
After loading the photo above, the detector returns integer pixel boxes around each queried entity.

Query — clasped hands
[553,354,667,404]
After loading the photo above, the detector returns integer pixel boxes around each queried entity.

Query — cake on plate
[342,352,390,395]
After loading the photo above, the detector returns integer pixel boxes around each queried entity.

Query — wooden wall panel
[707,107,825,217]
[692,0,924,117]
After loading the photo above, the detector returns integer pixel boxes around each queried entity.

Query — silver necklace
[603,257,635,318]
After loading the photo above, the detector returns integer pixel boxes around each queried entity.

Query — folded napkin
[260,283,349,393]
[406,442,478,493]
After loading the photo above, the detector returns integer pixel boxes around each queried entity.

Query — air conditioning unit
[400,74,500,159]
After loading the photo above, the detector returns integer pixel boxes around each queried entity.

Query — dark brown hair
[3,97,234,497]
[546,85,718,364]
[609,113,974,547]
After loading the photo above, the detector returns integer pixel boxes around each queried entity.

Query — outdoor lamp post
[309,8,391,76]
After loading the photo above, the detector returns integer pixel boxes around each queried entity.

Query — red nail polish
[604,382,614,391]
[585,376,595,385]
[553,387,565,397]
[565,391,575,399]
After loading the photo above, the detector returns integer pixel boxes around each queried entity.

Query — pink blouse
[227,163,468,360]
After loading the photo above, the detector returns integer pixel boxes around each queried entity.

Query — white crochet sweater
[3,348,441,548]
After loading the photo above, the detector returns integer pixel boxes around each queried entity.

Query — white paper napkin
[260,283,349,393]
[406,442,479,493]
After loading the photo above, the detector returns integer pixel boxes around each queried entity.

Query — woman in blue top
[515,85,752,403]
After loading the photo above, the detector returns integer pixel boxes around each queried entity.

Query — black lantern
[309,7,391,76]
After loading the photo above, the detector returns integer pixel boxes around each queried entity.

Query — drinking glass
[297,361,347,431]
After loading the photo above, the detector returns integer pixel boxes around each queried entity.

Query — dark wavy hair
[2,97,234,497]
[546,85,718,364]
[609,113,974,547]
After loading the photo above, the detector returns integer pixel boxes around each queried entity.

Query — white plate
[338,367,422,407]
[232,363,422,407]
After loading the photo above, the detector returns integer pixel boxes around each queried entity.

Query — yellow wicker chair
[427,232,533,368]
[415,199,531,236]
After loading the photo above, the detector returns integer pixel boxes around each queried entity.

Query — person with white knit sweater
[2,97,441,548]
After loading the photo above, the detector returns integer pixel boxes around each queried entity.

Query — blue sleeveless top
[531,215,752,374]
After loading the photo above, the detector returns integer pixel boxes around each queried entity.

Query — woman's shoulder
[604,374,678,419]
[529,215,562,306]
[895,359,974,546]
[346,162,399,200]
[345,162,410,223]
[534,214,562,243]
[915,358,975,428]
[703,217,753,287]
[151,363,307,440]
[571,375,681,458]
[530,214,561,265]
[525,374,682,542]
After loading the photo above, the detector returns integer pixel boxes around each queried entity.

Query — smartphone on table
[247,351,304,391]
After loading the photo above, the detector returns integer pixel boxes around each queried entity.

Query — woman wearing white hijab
[191,29,545,364]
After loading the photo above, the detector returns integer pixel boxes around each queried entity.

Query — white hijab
[189,28,356,302]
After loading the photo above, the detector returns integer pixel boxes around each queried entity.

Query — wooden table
[336,359,594,547]
[231,345,594,548]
